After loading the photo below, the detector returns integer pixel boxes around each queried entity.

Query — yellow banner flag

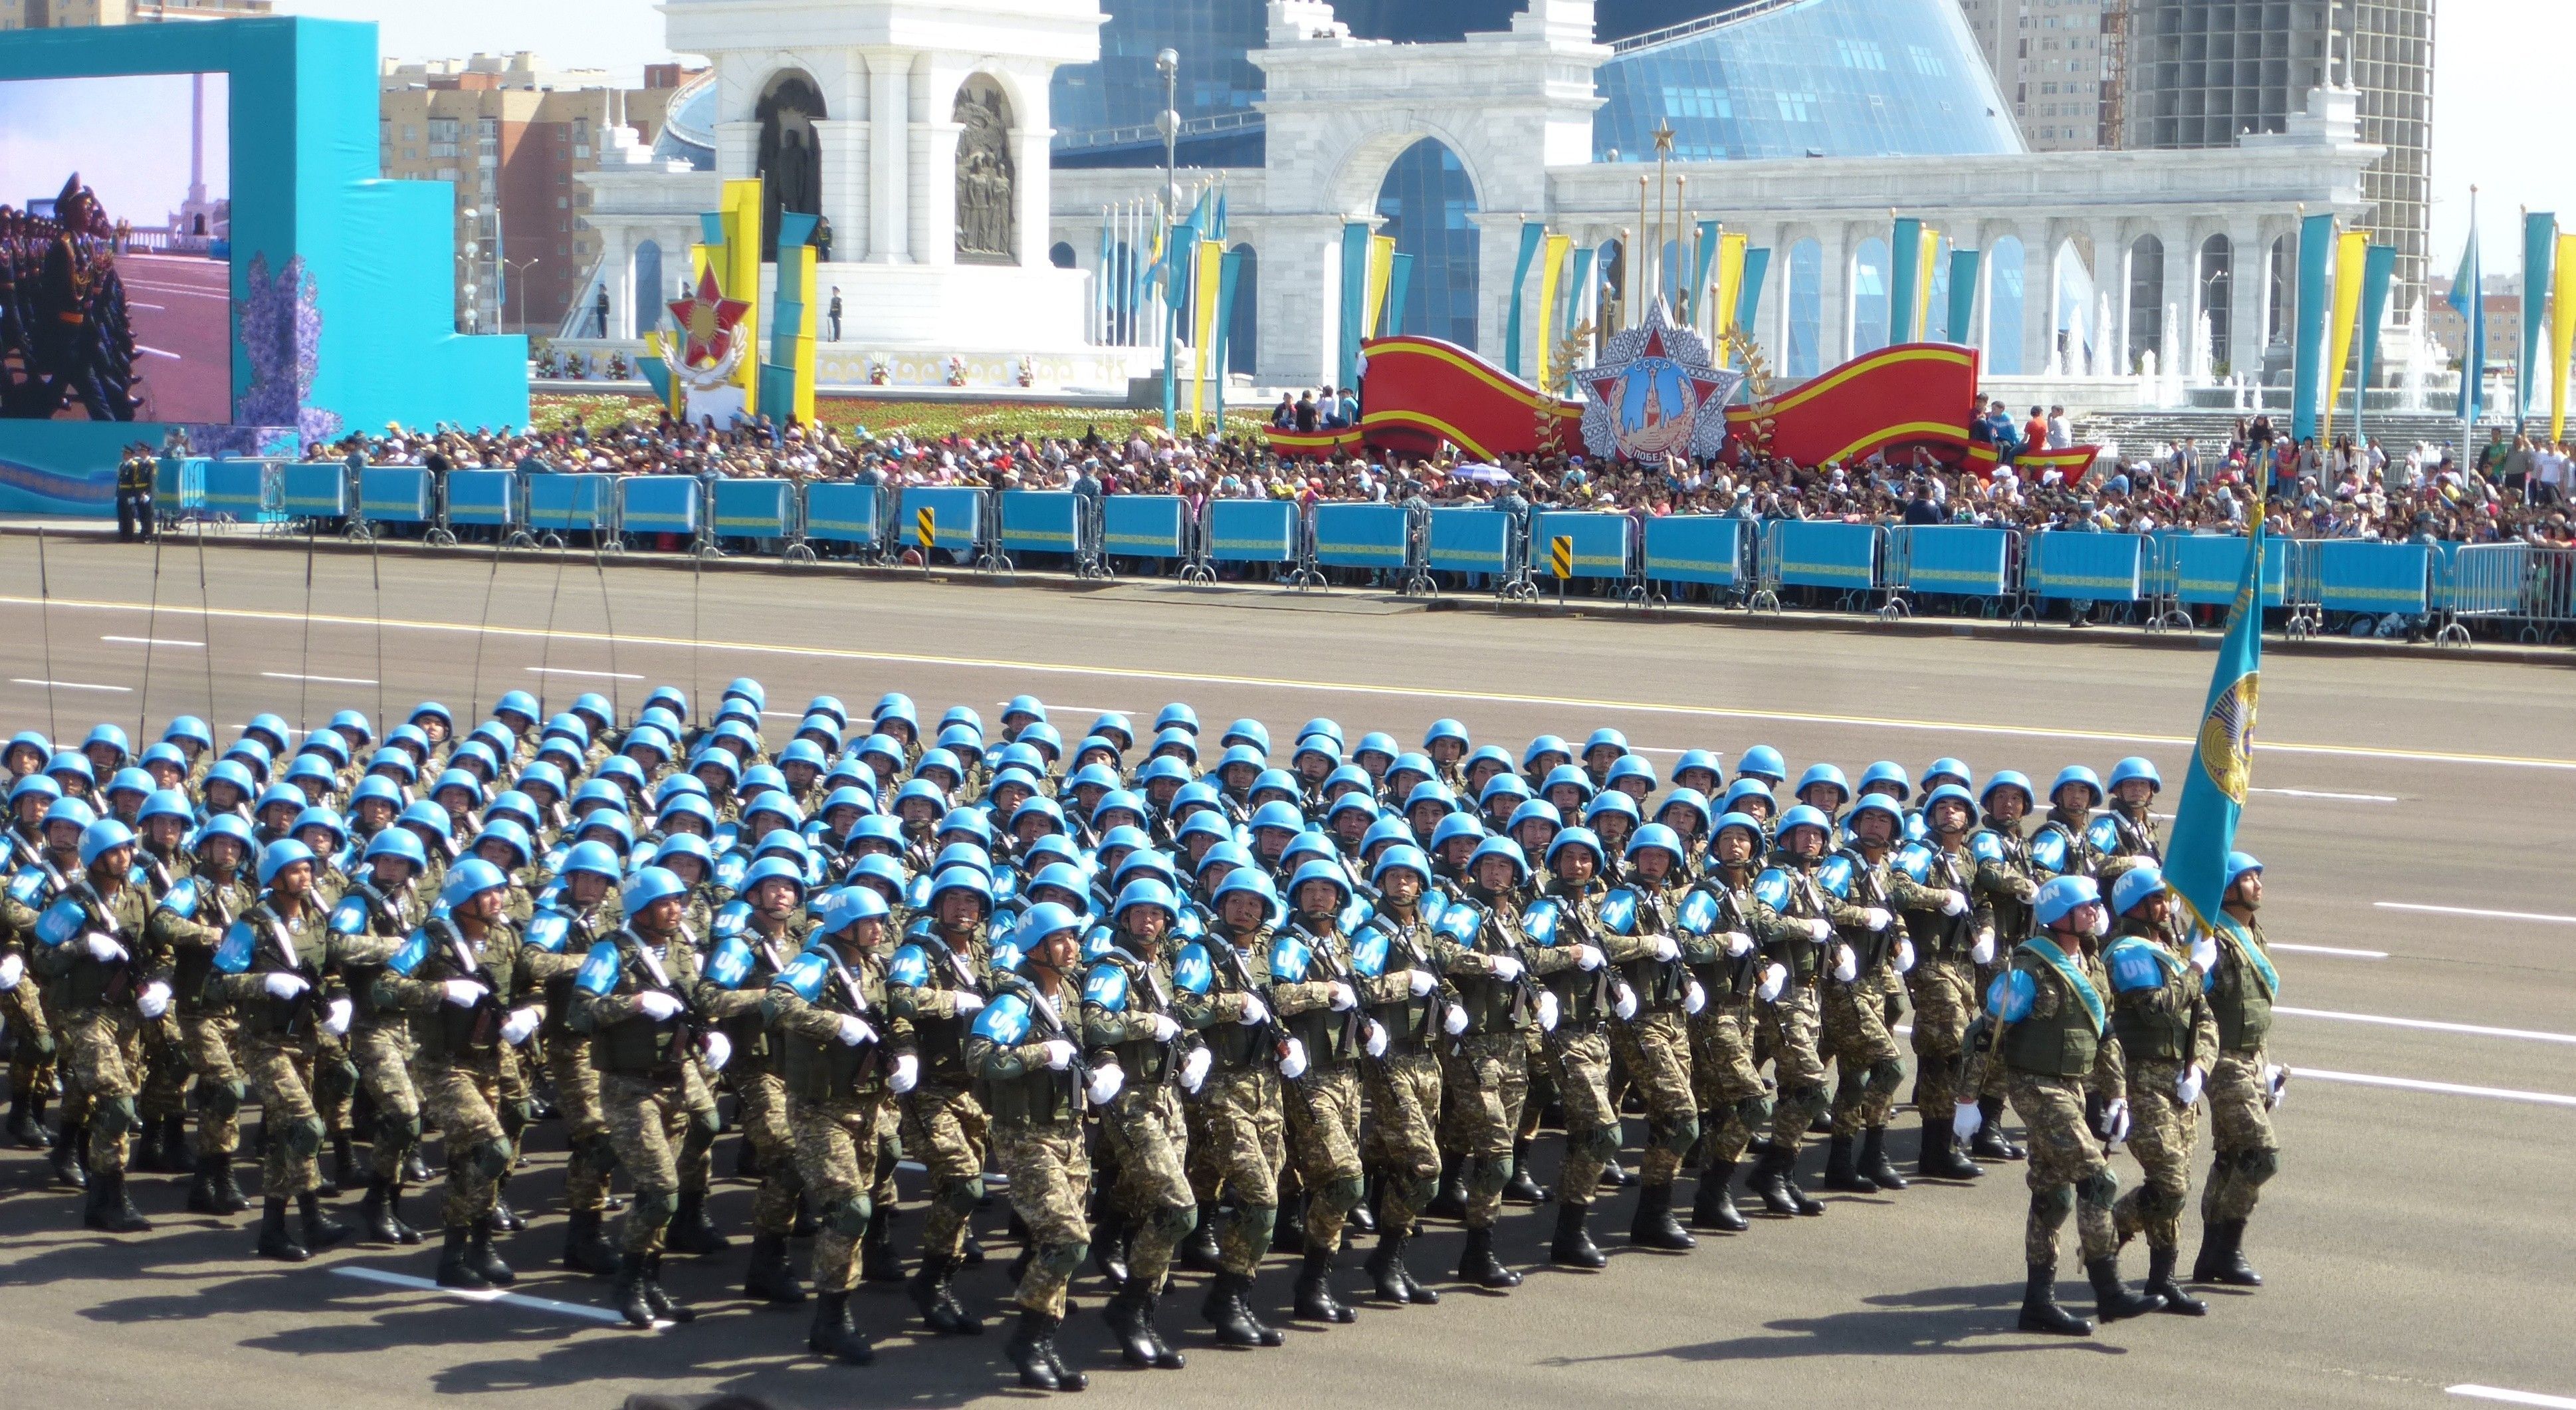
[721,178,764,397]
[1917,227,1942,342]
[1194,238,1225,431]
[1711,232,1748,342]
[1364,234,1397,340]
[2321,229,2368,443]
[1535,233,1570,394]
[2554,231,2576,443]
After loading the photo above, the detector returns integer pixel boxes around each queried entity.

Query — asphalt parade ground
[102,253,231,425]
[0,534,2570,1410]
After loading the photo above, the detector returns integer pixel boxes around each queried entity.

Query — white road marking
[2376,901,2576,925]
[332,1264,647,1326]
[2451,1386,2576,1410]
[525,667,643,679]
[2276,1006,2576,1046]
[2270,943,2387,959]
[261,670,376,685]
[2248,786,2398,802]
[136,344,182,360]
[2296,1069,2576,1109]
[11,677,129,692]
[101,634,201,647]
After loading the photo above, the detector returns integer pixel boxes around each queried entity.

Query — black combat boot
[360,1177,419,1245]
[299,1189,354,1251]
[641,1252,695,1323]
[744,1230,806,1304]
[2087,1255,2166,1321]
[403,1145,432,1187]
[1777,1153,1826,1217]
[191,1151,247,1215]
[1858,1128,1909,1191]
[6,1092,43,1149]
[1007,1306,1061,1390]
[1426,1157,1467,1220]
[859,1204,905,1282]
[469,1215,516,1286]
[2193,1219,2262,1286]
[1749,1147,1800,1217]
[1455,1225,1522,1288]
[808,1290,876,1364]
[1293,1245,1354,1322]
[909,1252,984,1336]
[1599,1155,1636,1189]
[1041,1310,1089,1390]
[324,1133,359,1196]
[613,1264,654,1327]
[437,1227,488,1289]
[1271,1190,1307,1254]
[1203,1270,1277,1346]
[488,1183,526,1233]
[1364,1227,1413,1304]
[1135,1288,1184,1367]
[666,1189,729,1255]
[257,1199,311,1262]
[2016,1264,2092,1336]
[1691,1162,1749,1232]
[48,1119,86,1189]
[2147,1247,2206,1315]
[161,1116,195,1174]
[562,1209,622,1276]
[1105,1282,1160,1367]
[129,1117,170,1174]
[1348,1174,1378,1236]
[1549,1201,1606,1268]
[1629,1182,1695,1250]
[1089,1205,1130,1287]
[1917,1121,1984,1181]
[84,1169,153,1233]
[1971,1095,2024,1161]
[187,1151,227,1215]
[1822,1135,1878,1193]
[1176,1206,1223,1273]
[1501,1139,1547,1203]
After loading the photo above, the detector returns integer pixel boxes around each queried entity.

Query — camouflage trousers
[1611,1007,1699,1185]
[179,1010,244,1158]
[412,1056,506,1229]
[1187,1066,1283,1276]
[1821,971,1906,1137]
[1687,999,1765,1168]
[312,1030,357,1138]
[4,975,54,1100]
[60,1006,142,1174]
[1440,1028,1531,1230]
[1283,1061,1365,1247]
[1543,1025,1616,1208]
[244,1033,329,1198]
[994,1116,1091,1318]
[1757,983,1829,1159]
[789,1090,888,1294]
[901,1082,988,1262]
[2202,1045,2279,1225]
[1905,955,1978,1121]
[1974,956,2013,1102]
[2007,1071,2117,1266]
[351,1022,419,1182]
[600,1064,719,1257]
[734,1067,802,1236]
[2113,1058,2198,1252]
[1100,1082,1194,1292]
[1362,1050,1442,1234]
[546,1034,611,1215]
[136,1012,188,1122]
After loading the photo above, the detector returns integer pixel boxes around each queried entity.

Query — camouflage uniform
[1525,880,1618,1209]
[570,922,720,1260]
[2103,921,2218,1254]
[2200,914,2280,1229]
[1081,935,1198,1294]
[1428,883,1538,1233]
[1963,935,2126,1269]
[1172,920,1285,1277]
[1752,856,1865,1166]
[966,973,1092,1318]
[2086,806,2161,890]
[1816,845,1943,1161]
[1967,817,2041,1139]
[149,864,254,1167]
[1893,836,1983,1161]
[767,941,910,1294]
[885,923,994,1268]
[700,905,813,1241]
[1678,870,1770,1175]
[1594,877,1703,1188]
[30,871,158,1177]
[217,891,345,1200]
[379,911,524,1231]
[520,901,615,1221]
[330,878,425,1190]
[1350,901,1445,1239]
[1266,916,1368,1252]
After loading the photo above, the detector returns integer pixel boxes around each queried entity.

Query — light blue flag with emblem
[2163,483,2266,934]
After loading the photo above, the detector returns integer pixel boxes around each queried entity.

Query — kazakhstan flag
[2165,506,2266,933]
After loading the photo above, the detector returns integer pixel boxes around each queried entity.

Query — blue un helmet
[2109,862,2167,917]
[821,886,893,939]
[2032,874,2103,929]
[926,866,994,914]
[2224,852,2264,891]
[1623,822,1684,870]
[2048,764,2104,811]
[492,689,542,727]
[78,818,137,869]
[1921,757,1973,791]
[2107,757,2163,794]
[1795,762,1850,808]
[1546,826,1606,871]
[1153,702,1200,737]
[257,838,318,887]
[1858,760,1913,801]
[1248,800,1307,838]
[740,855,807,899]
[1286,858,1351,909]
[1582,790,1640,831]
[1604,754,1658,794]
[1711,810,1766,853]
[559,840,624,881]
[621,865,688,919]
[194,812,255,859]
[440,857,510,909]
[1774,804,1834,849]
[1113,877,1180,926]
[1467,835,1529,883]
[1370,844,1433,891]
[1981,770,2035,814]
[163,715,215,752]
[362,828,429,874]
[138,788,194,829]
[1520,734,1571,772]
[1422,718,1469,753]
[1016,899,1085,949]
[1846,794,1905,840]
[471,817,534,869]
[1581,727,1630,762]
[1671,748,1725,790]
[1737,745,1788,785]
[1430,812,1487,854]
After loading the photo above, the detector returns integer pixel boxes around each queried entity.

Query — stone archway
[1372,136,1481,347]
[954,75,1019,266]
[755,70,825,261]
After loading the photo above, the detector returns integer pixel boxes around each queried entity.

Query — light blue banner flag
[1340,221,1372,390]
[1888,217,1924,345]
[2522,211,2555,418]
[1386,253,1414,338]
[1736,247,1771,335]
[2290,213,2334,441]
[2163,481,2268,936]
[1947,248,1982,348]
[2450,203,2484,423]
[1503,221,1545,377]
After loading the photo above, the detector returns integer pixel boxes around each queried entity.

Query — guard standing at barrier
[2194,851,2284,1291]
[116,445,155,542]
[1891,785,1987,1181]
[2101,864,2216,1316]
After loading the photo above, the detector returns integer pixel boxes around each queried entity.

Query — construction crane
[2097,0,2128,149]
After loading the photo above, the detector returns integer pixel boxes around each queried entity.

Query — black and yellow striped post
[1549,534,1572,605]
[916,507,935,574]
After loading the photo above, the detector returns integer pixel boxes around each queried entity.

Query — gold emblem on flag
[2198,673,2258,804]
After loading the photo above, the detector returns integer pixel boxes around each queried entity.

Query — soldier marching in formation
[0,681,2296,1386]
[0,177,145,421]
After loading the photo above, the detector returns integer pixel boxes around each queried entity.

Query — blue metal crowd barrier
[527,473,615,542]
[154,457,206,513]
[1530,511,1634,583]
[804,481,888,558]
[1206,499,1300,566]
[1642,515,1754,593]
[901,487,984,562]
[1888,526,2017,613]
[202,459,275,523]
[2313,540,2432,616]
[2170,534,2290,608]
[358,467,433,527]
[710,477,798,558]
[1757,521,1883,613]
[997,491,1097,575]
[278,464,348,522]
[1311,503,1411,570]
[446,469,522,541]
[2024,532,2146,604]
[1424,508,1519,595]
[1100,495,1188,562]
[619,475,702,545]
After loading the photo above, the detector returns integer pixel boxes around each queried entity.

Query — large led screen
[0,71,231,423]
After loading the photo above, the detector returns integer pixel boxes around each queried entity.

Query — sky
[282,0,2561,269]
[0,72,229,220]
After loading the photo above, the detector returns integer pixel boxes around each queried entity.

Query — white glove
[1971,928,1997,966]
[1721,931,1754,958]
[952,991,987,1014]
[1041,1038,1077,1070]
[2189,933,2218,973]
[2263,1064,2289,1112]
[699,1030,732,1072]
[1406,968,1437,997]
[435,977,481,1006]
[1364,1019,1389,1058]
[1179,1045,1213,1093]
[1326,981,1357,1011]
[1806,917,1834,942]
[1535,990,1559,1032]
[84,933,128,963]
[1650,935,1680,962]
[2103,1097,2131,1145]
[1572,944,1604,972]
[1087,1063,1125,1105]
[322,997,354,1037]
[1145,1013,1182,1043]
[635,990,683,1022]
[136,981,171,1020]
[501,1006,542,1045]
[1612,983,1640,1021]
[1486,954,1524,982]
[1893,938,1917,975]
[1830,944,1859,983]
[1683,980,1706,1015]
[1952,1099,1983,1142]
[1756,963,1787,1002]
[1860,907,1893,933]
[2089,909,2112,938]
[835,1014,879,1047]
[1278,1036,1309,1080]
[889,1053,920,1094]
[2175,1066,2205,1108]
[1234,993,1270,1026]
[267,971,314,1001]
[1941,890,1969,917]
[0,951,21,989]
[1442,1002,1470,1035]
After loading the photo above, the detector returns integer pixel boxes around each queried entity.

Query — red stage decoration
[1726,343,1979,465]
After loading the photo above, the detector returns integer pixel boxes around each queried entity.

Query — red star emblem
[667,265,752,370]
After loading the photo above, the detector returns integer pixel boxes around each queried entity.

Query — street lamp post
[1156,47,1179,433]
[504,257,542,336]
